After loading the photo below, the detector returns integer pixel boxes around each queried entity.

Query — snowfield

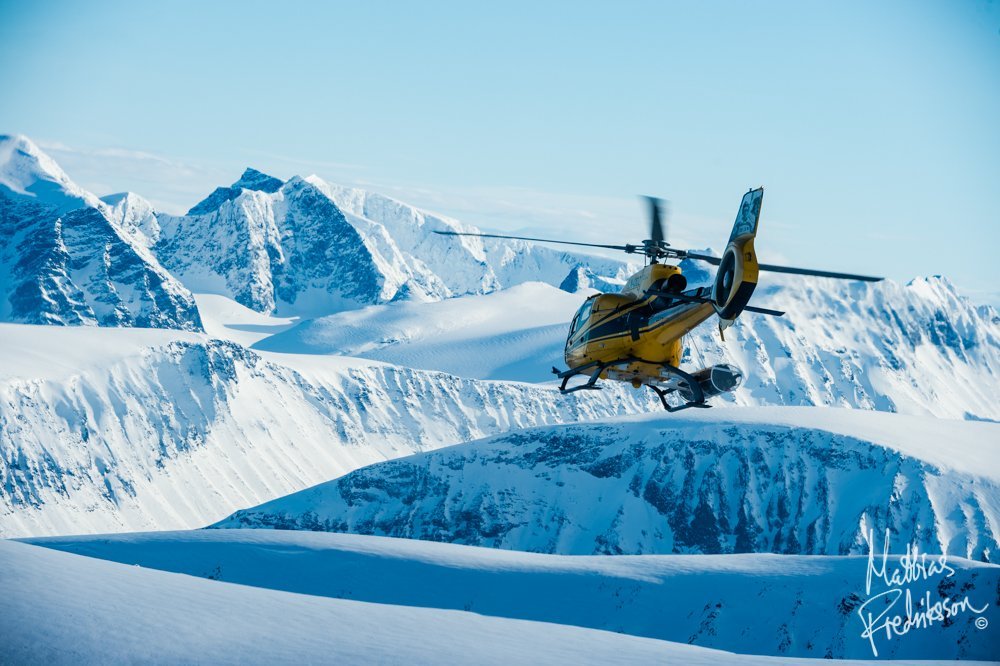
[12,531,999,663]
[253,281,586,382]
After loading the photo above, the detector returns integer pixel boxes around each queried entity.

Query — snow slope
[23,530,999,661]
[688,274,1000,420]
[0,322,655,538]
[254,281,587,382]
[0,134,102,213]
[215,408,1000,563]
[2,539,840,666]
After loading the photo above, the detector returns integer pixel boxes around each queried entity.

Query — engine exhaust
[678,364,743,401]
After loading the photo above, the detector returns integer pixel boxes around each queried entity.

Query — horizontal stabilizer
[744,305,785,316]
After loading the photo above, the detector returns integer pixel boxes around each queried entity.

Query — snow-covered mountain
[250,273,1000,420]
[214,408,1000,564]
[310,178,632,297]
[134,166,633,316]
[0,320,655,538]
[0,134,102,214]
[0,135,202,330]
[2,134,998,544]
[154,175,391,316]
[686,272,1000,420]
[20,530,1000,661]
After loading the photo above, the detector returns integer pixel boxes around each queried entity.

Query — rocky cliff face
[214,411,1000,563]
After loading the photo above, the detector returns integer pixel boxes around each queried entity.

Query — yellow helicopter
[436,188,882,411]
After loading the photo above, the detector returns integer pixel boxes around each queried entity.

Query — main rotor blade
[684,252,721,265]
[643,196,665,244]
[756,263,882,281]
[433,230,631,252]
[683,252,882,282]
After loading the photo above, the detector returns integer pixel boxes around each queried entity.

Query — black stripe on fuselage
[566,296,706,354]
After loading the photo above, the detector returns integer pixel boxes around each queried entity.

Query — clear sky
[2,1,998,304]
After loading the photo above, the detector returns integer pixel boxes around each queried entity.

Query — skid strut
[551,357,712,412]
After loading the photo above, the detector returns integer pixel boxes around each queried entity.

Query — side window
[567,302,591,350]
[572,300,593,335]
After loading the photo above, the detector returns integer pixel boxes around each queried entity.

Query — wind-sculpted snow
[214,410,1000,564]
[14,538,959,666]
[0,137,202,331]
[23,530,1000,661]
[0,328,654,537]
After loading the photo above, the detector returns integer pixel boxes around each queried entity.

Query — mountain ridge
[212,408,1000,563]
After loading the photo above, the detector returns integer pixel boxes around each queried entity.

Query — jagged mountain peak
[186,166,285,216]
[234,167,283,193]
[158,175,388,315]
[0,134,102,214]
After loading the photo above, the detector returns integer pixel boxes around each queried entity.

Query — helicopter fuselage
[563,263,717,388]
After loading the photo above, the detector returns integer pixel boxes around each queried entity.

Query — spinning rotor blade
[433,230,631,252]
[684,252,722,265]
[684,252,882,282]
[643,196,666,245]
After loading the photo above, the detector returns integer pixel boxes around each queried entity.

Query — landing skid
[551,357,711,412]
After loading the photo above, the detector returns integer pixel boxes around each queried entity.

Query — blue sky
[2,1,998,303]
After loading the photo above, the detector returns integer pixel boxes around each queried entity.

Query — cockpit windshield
[571,299,594,335]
